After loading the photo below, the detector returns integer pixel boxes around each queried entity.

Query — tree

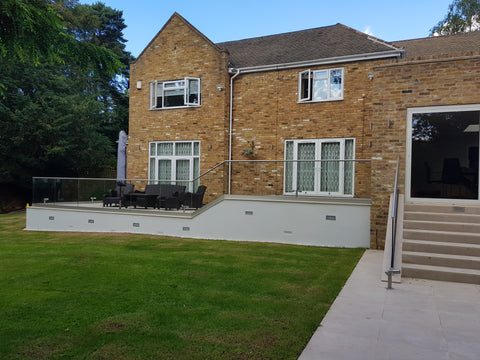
[0,0,123,83]
[430,0,480,35]
[0,1,132,210]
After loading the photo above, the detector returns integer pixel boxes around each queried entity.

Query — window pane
[314,70,328,79]
[164,88,185,107]
[150,143,156,156]
[297,143,315,192]
[158,160,172,183]
[193,142,200,156]
[164,81,185,88]
[175,142,192,156]
[330,70,343,99]
[321,142,340,192]
[285,141,294,192]
[149,158,156,183]
[300,71,311,101]
[313,78,328,100]
[187,79,200,105]
[150,82,155,108]
[176,159,190,187]
[155,82,163,108]
[157,142,173,156]
[193,158,200,191]
[344,139,354,195]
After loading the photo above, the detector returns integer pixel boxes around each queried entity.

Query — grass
[0,213,364,359]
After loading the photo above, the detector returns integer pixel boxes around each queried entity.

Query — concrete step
[403,219,480,233]
[404,203,480,215]
[402,263,480,284]
[403,229,480,245]
[404,211,480,224]
[403,251,480,270]
[403,239,480,257]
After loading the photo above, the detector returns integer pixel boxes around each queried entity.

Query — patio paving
[299,250,480,360]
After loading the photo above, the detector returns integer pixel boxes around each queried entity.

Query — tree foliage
[430,0,480,35]
[0,1,133,196]
[0,0,122,76]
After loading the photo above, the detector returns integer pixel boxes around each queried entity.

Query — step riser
[403,241,480,257]
[404,212,480,224]
[404,204,480,215]
[402,266,480,284]
[404,220,480,233]
[403,229,480,245]
[403,253,480,270]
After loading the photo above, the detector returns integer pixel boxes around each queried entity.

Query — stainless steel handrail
[386,156,401,289]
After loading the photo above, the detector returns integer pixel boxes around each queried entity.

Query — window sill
[149,105,201,110]
[298,98,343,104]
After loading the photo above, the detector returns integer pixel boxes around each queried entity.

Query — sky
[80,0,454,58]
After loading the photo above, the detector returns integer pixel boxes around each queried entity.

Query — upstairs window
[298,68,344,103]
[150,77,201,109]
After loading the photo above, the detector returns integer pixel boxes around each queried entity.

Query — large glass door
[408,107,480,200]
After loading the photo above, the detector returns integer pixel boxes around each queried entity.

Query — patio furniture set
[103,184,206,210]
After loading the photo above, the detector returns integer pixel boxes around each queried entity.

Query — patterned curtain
[285,141,294,192]
[176,159,190,187]
[149,158,156,184]
[158,160,172,184]
[343,140,354,195]
[297,143,315,192]
[157,143,173,156]
[175,142,192,156]
[321,142,340,192]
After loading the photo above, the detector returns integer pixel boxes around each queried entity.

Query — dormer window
[298,68,344,102]
[150,77,201,109]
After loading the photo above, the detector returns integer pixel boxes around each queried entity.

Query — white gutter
[228,49,405,74]
[228,68,241,194]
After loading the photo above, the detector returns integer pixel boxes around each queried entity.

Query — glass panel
[330,69,343,99]
[193,142,200,156]
[175,142,192,156]
[299,71,311,101]
[193,158,200,191]
[150,82,155,108]
[411,111,479,199]
[164,81,185,88]
[150,143,156,156]
[344,139,354,195]
[285,141,294,192]
[176,159,190,187]
[157,142,173,156]
[321,142,340,192]
[158,159,172,183]
[187,78,200,105]
[149,158,156,183]
[297,143,315,192]
[155,82,163,108]
[313,78,328,100]
[164,88,185,107]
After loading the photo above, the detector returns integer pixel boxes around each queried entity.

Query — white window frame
[298,68,344,103]
[284,138,355,196]
[148,140,200,192]
[150,77,201,110]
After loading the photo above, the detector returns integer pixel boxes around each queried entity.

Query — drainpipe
[228,68,241,194]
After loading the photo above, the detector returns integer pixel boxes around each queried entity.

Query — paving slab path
[299,250,480,360]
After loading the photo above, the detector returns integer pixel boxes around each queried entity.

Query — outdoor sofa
[123,184,185,209]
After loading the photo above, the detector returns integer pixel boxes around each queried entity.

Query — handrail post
[387,156,401,289]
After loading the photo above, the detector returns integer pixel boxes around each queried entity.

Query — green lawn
[0,213,364,359]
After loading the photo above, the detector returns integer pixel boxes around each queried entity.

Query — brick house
[127,12,480,252]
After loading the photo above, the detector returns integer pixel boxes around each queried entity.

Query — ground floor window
[284,138,355,196]
[149,141,200,191]
[407,105,480,201]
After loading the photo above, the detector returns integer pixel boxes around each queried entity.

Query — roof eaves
[228,49,405,74]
